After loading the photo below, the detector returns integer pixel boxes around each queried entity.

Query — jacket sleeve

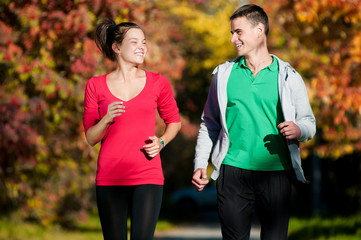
[194,71,222,171]
[290,69,316,142]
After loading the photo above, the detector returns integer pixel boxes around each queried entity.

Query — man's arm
[192,72,222,191]
[287,68,316,142]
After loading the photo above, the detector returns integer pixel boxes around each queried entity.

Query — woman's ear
[112,43,121,55]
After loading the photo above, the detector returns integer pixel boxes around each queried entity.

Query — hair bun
[107,24,117,31]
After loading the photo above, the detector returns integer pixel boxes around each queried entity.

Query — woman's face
[118,28,147,65]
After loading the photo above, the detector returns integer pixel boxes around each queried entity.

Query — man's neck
[244,51,272,77]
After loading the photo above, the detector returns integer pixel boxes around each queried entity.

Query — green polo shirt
[223,56,291,171]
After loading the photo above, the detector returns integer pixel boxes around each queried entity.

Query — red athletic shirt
[83,71,181,186]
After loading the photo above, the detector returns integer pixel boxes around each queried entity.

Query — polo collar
[237,56,277,72]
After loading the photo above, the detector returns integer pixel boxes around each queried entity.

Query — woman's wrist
[159,137,165,149]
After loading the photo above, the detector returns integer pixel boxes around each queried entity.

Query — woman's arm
[143,122,181,158]
[85,101,125,146]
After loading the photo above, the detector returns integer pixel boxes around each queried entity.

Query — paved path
[155,223,260,240]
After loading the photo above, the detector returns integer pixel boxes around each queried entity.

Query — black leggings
[96,184,163,240]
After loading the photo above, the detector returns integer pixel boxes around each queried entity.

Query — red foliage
[0,0,186,225]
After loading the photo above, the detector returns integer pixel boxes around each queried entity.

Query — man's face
[230,16,261,56]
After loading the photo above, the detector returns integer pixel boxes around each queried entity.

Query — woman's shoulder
[146,70,166,79]
[85,74,108,95]
[87,73,107,83]
[86,74,108,90]
[145,70,169,85]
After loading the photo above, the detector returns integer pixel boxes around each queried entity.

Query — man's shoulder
[272,55,301,76]
[212,57,239,75]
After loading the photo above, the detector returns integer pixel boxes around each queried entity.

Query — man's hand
[278,121,301,140]
[192,168,209,192]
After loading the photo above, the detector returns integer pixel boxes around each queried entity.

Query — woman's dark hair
[230,4,269,36]
[94,18,144,61]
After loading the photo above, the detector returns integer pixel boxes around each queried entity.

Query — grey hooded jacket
[193,55,316,183]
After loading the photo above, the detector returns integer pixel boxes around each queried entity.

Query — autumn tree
[0,0,185,226]
[165,0,240,122]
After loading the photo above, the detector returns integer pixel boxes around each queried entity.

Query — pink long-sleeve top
[83,71,181,186]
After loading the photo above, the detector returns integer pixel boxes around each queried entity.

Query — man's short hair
[230,4,269,36]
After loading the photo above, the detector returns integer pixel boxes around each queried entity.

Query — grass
[0,215,174,240]
[0,216,102,240]
[288,215,361,240]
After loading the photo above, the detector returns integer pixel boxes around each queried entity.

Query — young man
[192,4,316,240]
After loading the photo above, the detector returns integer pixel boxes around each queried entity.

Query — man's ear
[256,23,265,37]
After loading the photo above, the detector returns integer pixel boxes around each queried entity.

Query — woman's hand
[143,122,181,158]
[143,136,162,158]
[104,101,125,124]
[85,101,125,146]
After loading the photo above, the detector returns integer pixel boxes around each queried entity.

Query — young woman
[83,19,181,240]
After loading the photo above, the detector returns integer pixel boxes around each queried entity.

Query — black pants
[96,184,163,240]
[216,165,292,240]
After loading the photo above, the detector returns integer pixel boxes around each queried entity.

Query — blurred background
[1,0,361,239]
